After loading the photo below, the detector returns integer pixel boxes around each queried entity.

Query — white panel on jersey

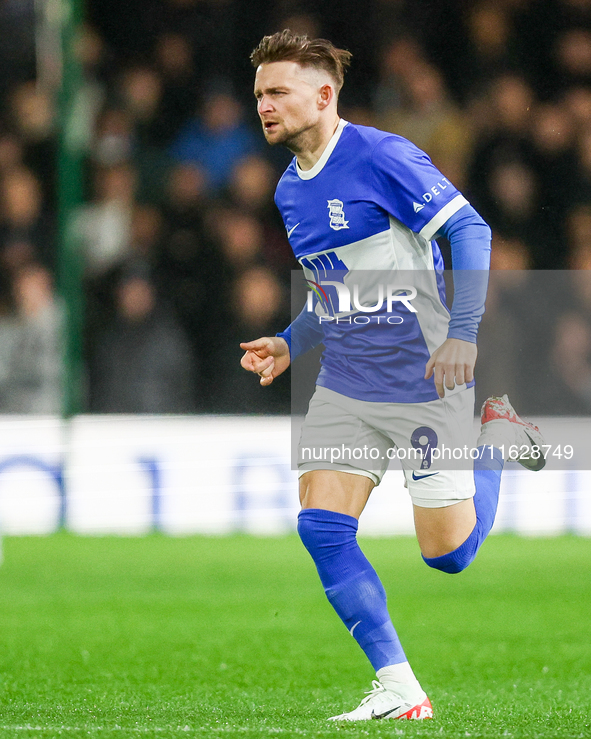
[407,271,451,356]
[300,214,439,275]
[419,194,469,241]
[300,219,450,353]
[388,216,436,270]
[301,227,396,273]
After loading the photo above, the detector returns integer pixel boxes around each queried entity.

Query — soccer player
[240,30,545,721]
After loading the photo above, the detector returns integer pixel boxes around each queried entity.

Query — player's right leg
[296,387,432,721]
[298,470,432,721]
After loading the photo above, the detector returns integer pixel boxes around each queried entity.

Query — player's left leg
[414,449,503,572]
[415,394,545,574]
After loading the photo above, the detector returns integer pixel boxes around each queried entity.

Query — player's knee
[297,509,321,552]
[297,508,357,557]
[421,541,477,574]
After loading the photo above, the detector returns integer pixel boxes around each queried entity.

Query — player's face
[254,61,325,148]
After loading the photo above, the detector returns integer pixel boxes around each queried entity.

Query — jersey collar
[296,118,348,180]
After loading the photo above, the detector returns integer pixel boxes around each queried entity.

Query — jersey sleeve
[370,136,468,240]
[439,204,492,343]
[276,302,324,361]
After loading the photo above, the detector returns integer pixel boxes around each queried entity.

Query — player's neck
[292,114,341,171]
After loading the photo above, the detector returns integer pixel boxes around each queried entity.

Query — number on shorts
[411,426,438,470]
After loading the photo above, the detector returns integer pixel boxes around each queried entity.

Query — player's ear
[317,83,334,110]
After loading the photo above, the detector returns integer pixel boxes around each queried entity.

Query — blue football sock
[297,508,407,671]
[422,446,503,574]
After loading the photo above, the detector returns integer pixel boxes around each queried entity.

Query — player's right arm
[276,301,324,360]
[240,336,291,386]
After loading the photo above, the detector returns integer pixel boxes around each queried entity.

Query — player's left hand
[425,338,477,399]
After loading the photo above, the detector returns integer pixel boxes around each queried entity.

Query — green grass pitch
[0,533,590,738]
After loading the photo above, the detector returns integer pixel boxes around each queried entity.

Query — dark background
[0,0,590,415]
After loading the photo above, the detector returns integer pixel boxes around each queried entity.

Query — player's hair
[250,29,352,94]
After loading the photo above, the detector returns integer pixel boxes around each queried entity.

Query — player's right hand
[240,336,291,386]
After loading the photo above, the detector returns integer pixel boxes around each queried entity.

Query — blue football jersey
[275,119,471,403]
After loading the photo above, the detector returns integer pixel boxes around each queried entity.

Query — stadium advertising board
[0,416,589,536]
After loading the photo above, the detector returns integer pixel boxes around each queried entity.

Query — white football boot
[328,680,433,721]
[480,394,547,471]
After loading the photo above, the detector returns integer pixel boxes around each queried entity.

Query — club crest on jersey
[327,199,349,230]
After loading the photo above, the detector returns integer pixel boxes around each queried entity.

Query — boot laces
[359,680,388,706]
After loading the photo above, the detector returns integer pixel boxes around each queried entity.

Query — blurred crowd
[0,0,591,415]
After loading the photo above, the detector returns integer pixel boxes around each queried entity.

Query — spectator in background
[542,268,591,414]
[214,208,265,276]
[0,149,41,309]
[0,133,25,175]
[116,68,173,202]
[549,310,591,412]
[573,127,591,201]
[377,62,473,187]
[129,203,164,264]
[226,155,277,218]
[81,195,164,378]
[469,72,535,157]
[567,203,591,265]
[154,32,201,143]
[139,0,234,84]
[531,99,579,231]
[118,65,165,147]
[158,163,218,308]
[170,83,260,192]
[92,107,134,168]
[68,24,109,158]
[512,0,591,98]
[0,0,36,102]
[76,162,137,277]
[202,205,271,393]
[373,36,426,119]
[160,162,209,243]
[8,82,56,205]
[225,155,295,272]
[461,2,521,102]
[91,101,170,205]
[466,73,564,267]
[564,85,591,131]
[212,265,289,414]
[0,262,62,414]
[0,166,53,279]
[89,261,195,413]
[475,242,532,411]
[156,162,224,386]
[554,27,591,91]
[485,155,561,269]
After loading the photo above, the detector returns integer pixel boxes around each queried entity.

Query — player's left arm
[424,204,492,398]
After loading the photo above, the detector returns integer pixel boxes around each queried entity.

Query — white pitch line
[0,727,310,736]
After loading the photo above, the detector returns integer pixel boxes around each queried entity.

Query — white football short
[298,385,477,508]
